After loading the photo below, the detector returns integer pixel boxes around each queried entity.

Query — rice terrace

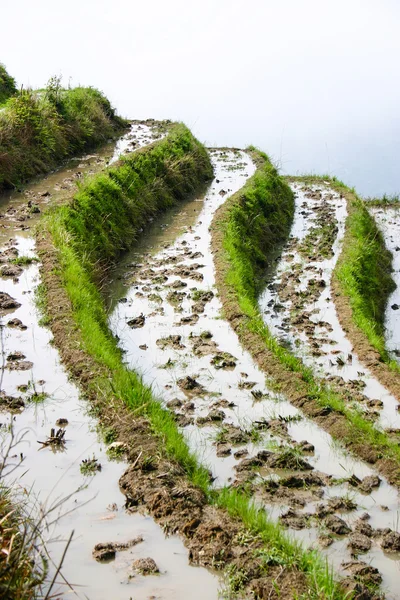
[1,52,400,600]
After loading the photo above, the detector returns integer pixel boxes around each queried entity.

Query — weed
[80,455,101,475]
[11,256,38,266]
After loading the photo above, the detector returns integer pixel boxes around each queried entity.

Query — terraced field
[1,120,400,599]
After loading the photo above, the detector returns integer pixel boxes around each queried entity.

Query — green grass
[332,181,399,370]
[39,134,346,598]
[365,193,400,207]
[215,488,340,599]
[213,159,400,481]
[11,256,38,266]
[0,76,127,192]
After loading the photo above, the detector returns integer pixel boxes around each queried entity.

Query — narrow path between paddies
[0,123,219,600]
[370,205,400,367]
[107,152,400,598]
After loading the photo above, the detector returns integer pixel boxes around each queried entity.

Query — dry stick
[44,529,74,600]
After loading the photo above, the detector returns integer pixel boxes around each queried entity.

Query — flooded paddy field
[1,118,400,598]
[0,123,219,599]
[107,156,400,597]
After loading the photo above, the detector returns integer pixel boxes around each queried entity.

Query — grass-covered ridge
[332,181,398,365]
[0,76,127,192]
[212,162,400,488]
[0,63,17,104]
[37,134,346,598]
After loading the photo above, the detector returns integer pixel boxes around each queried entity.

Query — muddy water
[0,124,219,599]
[108,156,400,597]
[259,183,400,431]
[370,206,400,365]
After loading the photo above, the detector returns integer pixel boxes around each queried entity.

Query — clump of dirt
[324,515,351,535]
[6,318,27,330]
[127,313,145,328]
[156,335,185,350]
[380,530,400,552]
[348,533,372,554]
[279,508,311,530]
[132,557,159,575]
[93,536,144,562]
[191,290,214,313]
[0,392,24,412]
[0,264,22,279]
[211,352,237,370]
[177,376,204,393]
[341,560,382,589]
[5,359,33,371]
[196,409,225,425]
[177,313,199,326]
[0,292,21,313]
[190,332,218,356]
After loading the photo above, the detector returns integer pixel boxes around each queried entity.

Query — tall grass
[0,78,127,192]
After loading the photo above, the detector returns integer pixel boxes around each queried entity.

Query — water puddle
[107,158,400,596]
[0,124,219,599]
[370,206,400,365]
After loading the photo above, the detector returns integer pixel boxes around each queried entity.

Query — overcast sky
[2,0,399,195]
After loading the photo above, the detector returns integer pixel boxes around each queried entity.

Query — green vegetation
[365,193,400,207]
[333,182,398,365]
[11,256,38,266]
[41,123,213,491]
[222,149,294,306]
[212,161,400,485]
[0,485,47,599]
[216,489,339,599]
[0,63,17,104]
[39,132,345,598]
[0,75,127,192]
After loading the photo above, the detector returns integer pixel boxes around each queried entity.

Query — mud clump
[267,450,313,471]
[280,472,325,488]
[177,314,199,326]
[6,351,26,361]
[279,508,311,530]
[341,560,382,589]
[0,392,24,412]
[6,318,27,330]
[197,409,225,425]
[5,359,33,371]
[127,313,145,328]
[192,290,214,313]
[348,533,372,554]
[0,292,21,313]
[156,335,185,350]
[93,536,143,562]
[380,530,400,552]
[190,332,218,356]
[177,376,203,392]
[324,515,351,535]
[0,264,23,278]
[132,557,159,575]
[211,352,237,370]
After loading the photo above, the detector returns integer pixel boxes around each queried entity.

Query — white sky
[2,0,400,195]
